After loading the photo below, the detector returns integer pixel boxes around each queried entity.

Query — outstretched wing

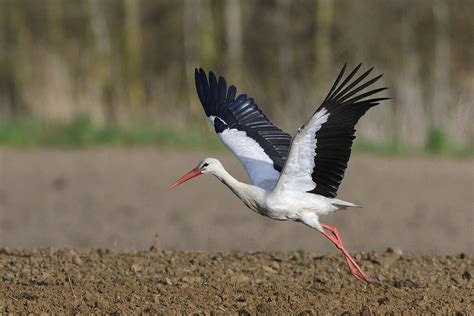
[275,64,389,198]
[195,68,292,190]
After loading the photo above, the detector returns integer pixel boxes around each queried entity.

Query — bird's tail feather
[331,199,361,210]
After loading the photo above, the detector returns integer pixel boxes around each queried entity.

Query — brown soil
[0,248,472,314]
[0,149,472,254]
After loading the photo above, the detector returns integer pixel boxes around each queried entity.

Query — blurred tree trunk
[88,0,115,123]
[47,0,64,46]
[0,0,7,116]
[197,0,217,71]
[398,6,425,146]
[183,0,199,123]
[277,0,297,129]
[314,0,333,93]
[123,0,144,111]
[7,0,31,116]
[225,0,242,84]
[431,0,451,128]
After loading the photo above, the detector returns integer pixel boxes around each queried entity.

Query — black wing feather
[195,68,292,172]
[308,64,389,198]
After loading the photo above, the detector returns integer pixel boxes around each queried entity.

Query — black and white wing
[195,68,292,190]
[274,64,389,198]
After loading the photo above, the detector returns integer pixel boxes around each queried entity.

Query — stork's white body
[207,159,356,225]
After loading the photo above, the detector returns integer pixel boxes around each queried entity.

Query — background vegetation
[0,0,472,154]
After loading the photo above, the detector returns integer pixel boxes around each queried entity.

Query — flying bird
[171,64,389,284]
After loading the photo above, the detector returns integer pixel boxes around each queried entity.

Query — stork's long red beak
[169,167,201,188]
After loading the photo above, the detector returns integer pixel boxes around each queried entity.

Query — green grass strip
[0,115,471,158]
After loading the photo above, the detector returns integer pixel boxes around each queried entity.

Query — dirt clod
[377,296,390,305]
[394,279,420,289]
[462,271,471,281]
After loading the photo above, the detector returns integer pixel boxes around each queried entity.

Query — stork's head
[170,158,222,188]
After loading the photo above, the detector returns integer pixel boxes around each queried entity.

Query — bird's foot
[344,256,381,285]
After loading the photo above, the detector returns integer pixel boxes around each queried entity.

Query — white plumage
[275,108,330,193]
[219,128,281,190]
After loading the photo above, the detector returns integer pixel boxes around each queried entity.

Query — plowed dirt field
[0,249,472,313]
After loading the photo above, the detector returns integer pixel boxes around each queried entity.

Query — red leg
[321,223,380,285]
[320,227,366,282]
[321,224,368,279]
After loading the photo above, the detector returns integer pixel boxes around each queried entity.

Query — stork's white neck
[211,163,264,213]
[213,165,243,197]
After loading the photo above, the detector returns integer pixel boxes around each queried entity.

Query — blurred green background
[0,0,472,155]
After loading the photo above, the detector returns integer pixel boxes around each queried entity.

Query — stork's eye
[202,163,209,168]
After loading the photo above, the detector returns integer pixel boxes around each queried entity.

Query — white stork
[170,64,389,285]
